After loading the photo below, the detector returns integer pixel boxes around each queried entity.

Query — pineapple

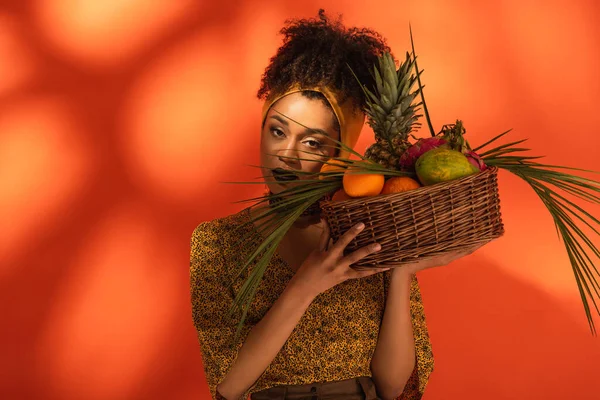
[362,52,423,170]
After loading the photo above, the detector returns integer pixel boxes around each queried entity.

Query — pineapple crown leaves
[360,51,423,151]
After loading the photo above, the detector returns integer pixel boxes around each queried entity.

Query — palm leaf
[227,184,336,341]
[223,115,422,338]
[407,35,600,334]
[409,24,435,137]
[483,147,600,334]
[224,33,600,341]
[471,128,514,152]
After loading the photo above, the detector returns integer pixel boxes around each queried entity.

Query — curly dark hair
[258,9,391,118]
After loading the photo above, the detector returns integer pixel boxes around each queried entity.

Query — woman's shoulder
[190,207,257,272]
[191,207,252,244]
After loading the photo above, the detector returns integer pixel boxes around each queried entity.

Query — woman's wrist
[391,265,415,281]
[285,276,319,305]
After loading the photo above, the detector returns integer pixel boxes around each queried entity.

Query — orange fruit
[319,159,348,180]
[343,167,385,197]
[331,188,353,201]
[381,176,421,194]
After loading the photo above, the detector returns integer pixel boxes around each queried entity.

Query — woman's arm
[216,280,315,399]
[192,222,314,400]
[370,245,482,399]
[370,269,415,400]
[215,221,389,399]
[218,278,314,398]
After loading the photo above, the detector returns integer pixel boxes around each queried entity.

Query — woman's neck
[291,213,321,229]
[248,203,323,237]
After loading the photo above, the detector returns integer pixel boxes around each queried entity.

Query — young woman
[190,10,479,400]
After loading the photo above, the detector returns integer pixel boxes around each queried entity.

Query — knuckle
[338,254,352,266]
[341,232,356,243]
[327,264,338,274]
[349,252,364,263]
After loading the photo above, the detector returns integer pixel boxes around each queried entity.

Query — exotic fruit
[363,53,422,170]
[399,137,447,170]
[439,120,487,171]
[415,147,478,186]
[465,150,487,171]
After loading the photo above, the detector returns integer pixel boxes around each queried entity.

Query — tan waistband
[250,376,380,400]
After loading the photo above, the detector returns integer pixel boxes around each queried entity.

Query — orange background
[1,0,600,399]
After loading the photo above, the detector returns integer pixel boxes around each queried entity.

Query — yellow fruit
[343,167,385,197]
[331,188,353,201]
[381,176,421,194]
[319,159,348,180]
[415,148,478,186]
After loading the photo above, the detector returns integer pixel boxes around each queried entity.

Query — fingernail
[373,243,381,251]
[356,222,365,230]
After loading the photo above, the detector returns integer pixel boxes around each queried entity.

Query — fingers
[339,242,482,280]
[412,243,483,271]
[350,266,391,280]
[450,244,483,260]
[329,222,365,256]
[340,242,381,267]
[318,218,331,252]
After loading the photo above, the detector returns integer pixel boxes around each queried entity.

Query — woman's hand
[394,242,485,276]
[289,219,389,298]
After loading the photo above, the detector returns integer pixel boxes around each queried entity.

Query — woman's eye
[305,139,322,149]
[271,128,285,138]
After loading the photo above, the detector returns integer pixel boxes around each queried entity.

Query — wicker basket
[319,166,504,269]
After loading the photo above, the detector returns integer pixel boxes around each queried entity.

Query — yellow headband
[261,84,365,160]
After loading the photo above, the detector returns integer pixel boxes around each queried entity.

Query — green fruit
[415,147,479,186]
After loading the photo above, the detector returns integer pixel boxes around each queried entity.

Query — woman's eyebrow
[270,115,289,126]
[269,114,331,137]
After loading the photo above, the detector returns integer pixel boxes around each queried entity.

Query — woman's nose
[278,142,301,166]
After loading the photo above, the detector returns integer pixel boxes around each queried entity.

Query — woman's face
[260,92,340,194]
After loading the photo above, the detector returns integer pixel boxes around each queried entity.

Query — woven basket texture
[319,167,504,268]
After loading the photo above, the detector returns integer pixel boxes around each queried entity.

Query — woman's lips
[271,168,299,182]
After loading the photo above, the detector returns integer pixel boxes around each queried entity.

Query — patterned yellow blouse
[190,208,434,400]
